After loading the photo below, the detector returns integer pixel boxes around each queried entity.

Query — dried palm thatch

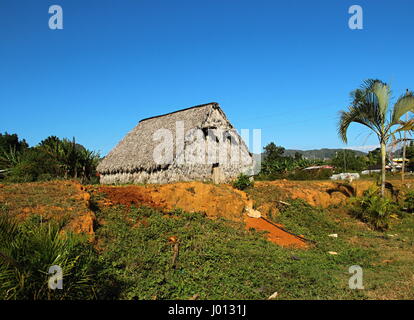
[97,102,254,184]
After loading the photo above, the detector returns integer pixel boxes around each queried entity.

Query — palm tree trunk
[380,142,386,196]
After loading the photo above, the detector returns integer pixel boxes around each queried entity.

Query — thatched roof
[97,102,248,174]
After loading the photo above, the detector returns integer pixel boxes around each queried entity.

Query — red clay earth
[0,181,96,239]
[244,217,308,248]
[5,179,401,248]
[96,182,309,248]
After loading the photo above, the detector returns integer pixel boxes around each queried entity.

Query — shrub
[350,187,399,230]
[0,213,98,300]
[0,133,100,183]
[287,168,333,181]
[232,174,254,190]
[403,190,414,213]
[4,148,61,182]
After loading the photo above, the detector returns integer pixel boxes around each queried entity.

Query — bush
[0,133,100,183]
[5,149,61,182]
[232,174,254,190]
[350,187,399,230]
[403,190,414,213]
[287,168,333,181]
[0,213,98,300]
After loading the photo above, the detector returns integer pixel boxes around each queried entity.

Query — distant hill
[282,148,366,159]
[252,148,367,167]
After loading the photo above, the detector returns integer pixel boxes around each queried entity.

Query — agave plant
[338,79,414,196]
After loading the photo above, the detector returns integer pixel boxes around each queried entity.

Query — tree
[0,132,28,153]
[367,148,382,168]
[1,134,100,183]
[338,79,414,196]
[0,133,29,170]
[406,141,414,159]
[294,152,303,160]
[331,149,367,172]
[263,142,285,162]
[38,136,100,181]
[405,141,414,172]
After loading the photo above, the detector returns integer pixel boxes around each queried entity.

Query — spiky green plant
[0,145,22,169]
[0,212,97,300]
[350,186,398,230]
[338,80,414,196]
[38,136,100,181]
[403,190,414,213]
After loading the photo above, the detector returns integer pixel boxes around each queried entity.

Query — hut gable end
[97,102,254,184]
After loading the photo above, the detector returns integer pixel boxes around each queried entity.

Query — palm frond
[391,92,414,124]
[338,99,383,143]
[395,118,414,132]
[372,81,391,118]
[338,108,375,143]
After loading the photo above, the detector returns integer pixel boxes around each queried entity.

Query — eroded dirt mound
[0,180,96,238]
[97,182,249,221]
[2,179,391,249]
[95,185,159,208]
[251,180,376,208]
[96,182,309,248]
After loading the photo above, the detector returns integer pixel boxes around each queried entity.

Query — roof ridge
[139,102,219,123]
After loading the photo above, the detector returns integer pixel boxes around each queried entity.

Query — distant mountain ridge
[282,148,367,159]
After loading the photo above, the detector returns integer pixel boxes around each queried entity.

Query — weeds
[232,174,254,190]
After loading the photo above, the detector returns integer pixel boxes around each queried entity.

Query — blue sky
[1,0,413,155]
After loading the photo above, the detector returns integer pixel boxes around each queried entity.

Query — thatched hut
[97,102,254,184]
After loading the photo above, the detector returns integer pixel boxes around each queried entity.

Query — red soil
[97,185,161,208]
[97,182,248,221]
[0,180,96,239]
[4,179,410,249]
[96,182,309,248]
[244,217,308,248]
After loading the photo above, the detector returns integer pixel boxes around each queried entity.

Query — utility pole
[343,149,346,172]
[401,89,409,183]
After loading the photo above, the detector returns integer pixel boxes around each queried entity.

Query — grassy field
[92,200,414,299]
[0,180,413,299]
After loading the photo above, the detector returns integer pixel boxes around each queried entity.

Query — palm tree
[338,79,414,196]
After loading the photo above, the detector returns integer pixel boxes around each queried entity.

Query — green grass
[2,182,413,300]
[93,201,386,300]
